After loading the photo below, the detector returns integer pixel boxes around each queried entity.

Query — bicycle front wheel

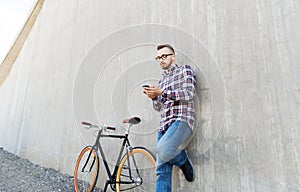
[116,147,156,192]
[74,146,99,192]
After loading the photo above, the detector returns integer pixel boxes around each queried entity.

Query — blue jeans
[156,121,192,192]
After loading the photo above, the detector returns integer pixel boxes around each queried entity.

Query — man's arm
[152,96,165,111]
[162,65,196,101]
[143,86,165,111]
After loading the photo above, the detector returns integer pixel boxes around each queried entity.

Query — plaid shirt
[153,64,196,132]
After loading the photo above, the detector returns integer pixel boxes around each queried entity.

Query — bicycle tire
[74,146,99,192]
[116,147,156,192]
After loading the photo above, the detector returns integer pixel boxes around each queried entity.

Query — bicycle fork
[81,148,96,173]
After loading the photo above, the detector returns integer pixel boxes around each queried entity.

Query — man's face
[156,47,175,70]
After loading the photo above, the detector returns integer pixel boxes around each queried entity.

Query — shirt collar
[162,64,179,76]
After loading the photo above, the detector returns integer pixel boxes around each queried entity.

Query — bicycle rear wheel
[74,146,99,192]
[116,147,156,192]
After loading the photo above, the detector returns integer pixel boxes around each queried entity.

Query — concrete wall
[0,0,299,191]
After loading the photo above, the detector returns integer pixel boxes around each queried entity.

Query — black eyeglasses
[155,54,173,61]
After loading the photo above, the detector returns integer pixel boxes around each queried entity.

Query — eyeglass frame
[155,54,174,61]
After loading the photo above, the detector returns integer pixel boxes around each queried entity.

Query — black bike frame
[92,129,132,191]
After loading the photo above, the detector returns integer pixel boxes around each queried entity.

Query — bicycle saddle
[123,116,141,125]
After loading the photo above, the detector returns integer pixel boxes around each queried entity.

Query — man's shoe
[180,157,195,182]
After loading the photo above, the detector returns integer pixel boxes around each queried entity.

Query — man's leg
[156,132,173,192]
[156,121,192,163]
[156,121,195,182]
[168,121,195,182]
[156,157,173,192]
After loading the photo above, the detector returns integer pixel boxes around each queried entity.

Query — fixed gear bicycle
[74,117,156,192]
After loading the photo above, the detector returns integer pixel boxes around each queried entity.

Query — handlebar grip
[81,121,92,126]
[107,126,116,131]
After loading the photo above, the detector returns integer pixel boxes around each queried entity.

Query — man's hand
[143,85,163,100]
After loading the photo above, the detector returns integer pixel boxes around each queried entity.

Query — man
[143,44,196,191]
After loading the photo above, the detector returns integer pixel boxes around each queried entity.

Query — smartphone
[142,85,150,88]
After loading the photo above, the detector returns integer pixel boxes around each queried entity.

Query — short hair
[157,44,175,54]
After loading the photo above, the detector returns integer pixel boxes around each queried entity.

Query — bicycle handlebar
[81,121,116,131]
[81,121,92,126]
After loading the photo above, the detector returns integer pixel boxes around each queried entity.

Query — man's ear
[172,54,176,61]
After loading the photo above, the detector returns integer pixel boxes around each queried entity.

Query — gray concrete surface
[0,0,299,191]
